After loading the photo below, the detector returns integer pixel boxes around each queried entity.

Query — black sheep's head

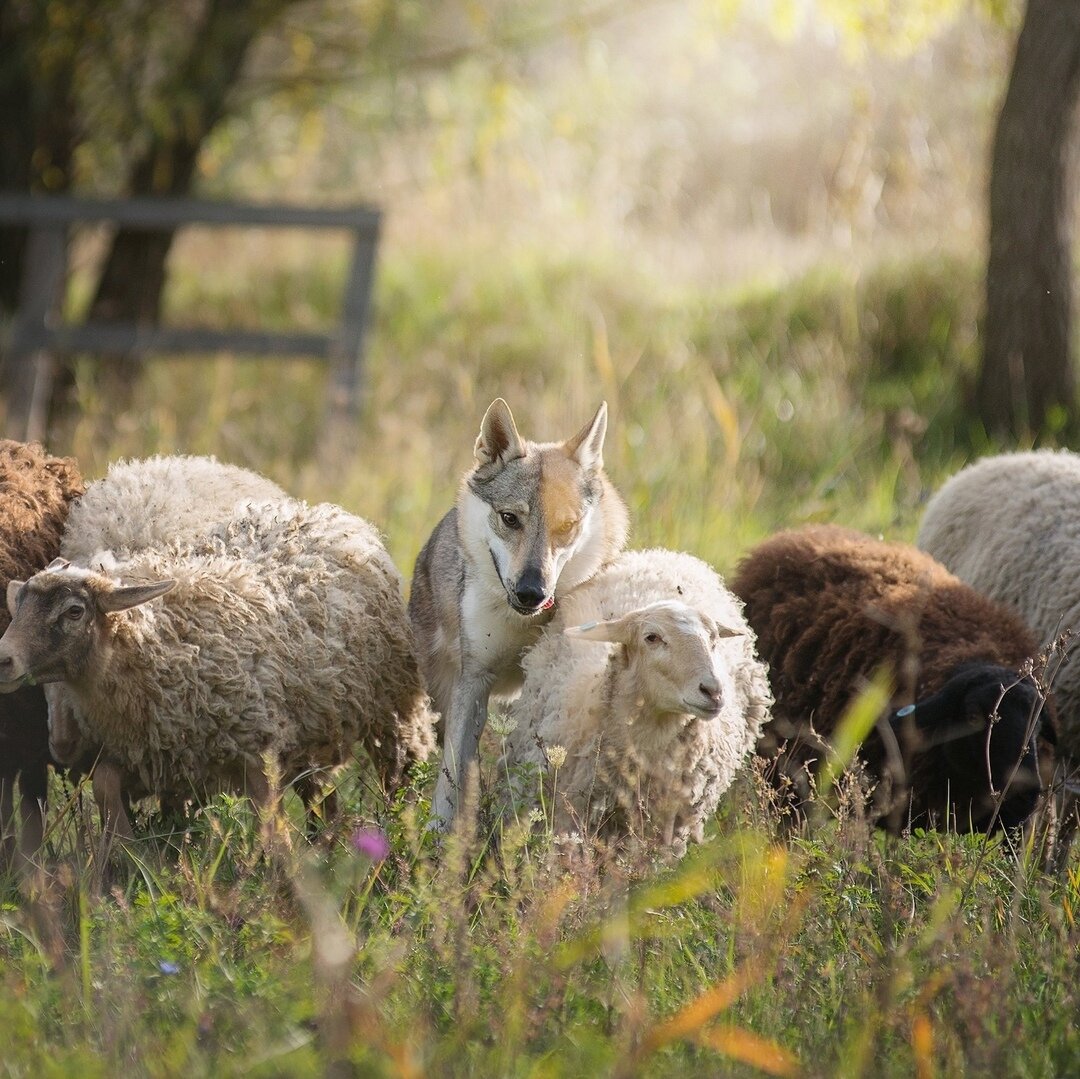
[890,662,1045,833]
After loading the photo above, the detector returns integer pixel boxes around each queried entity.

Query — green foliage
[57,238,986,571]
[8,243,1074,1074]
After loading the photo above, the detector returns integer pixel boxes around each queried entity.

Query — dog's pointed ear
[7,580,25,618]
[565,402,608,470]
[97,579,177,613]
[475,398,526,467]
[564,612,633,646]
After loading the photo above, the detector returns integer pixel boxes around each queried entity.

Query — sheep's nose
[699,679,721,704]
[0,653,15,681]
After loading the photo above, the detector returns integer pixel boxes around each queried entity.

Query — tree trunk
[72,0,295,414]
[0,0,81,431]
[0,2,81,311]
[978,0,1080,440]
[0,7,35,314]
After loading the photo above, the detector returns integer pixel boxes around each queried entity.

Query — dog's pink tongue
[541,596,556,611]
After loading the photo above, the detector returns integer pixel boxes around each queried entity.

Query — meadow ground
[3,240,1078,1077]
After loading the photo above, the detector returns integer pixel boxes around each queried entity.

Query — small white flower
[527,808,545,825]
[489,712,519,737]
[547,744,568,770]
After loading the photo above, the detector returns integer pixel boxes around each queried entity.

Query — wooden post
[3,224,67,442]
[328,217,381,421]
[0,196,381,444]
[320,217,381,460]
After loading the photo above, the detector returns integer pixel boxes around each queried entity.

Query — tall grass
[2,241,1071,1076]
[53,240,985,572]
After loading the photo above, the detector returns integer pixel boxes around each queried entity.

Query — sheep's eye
[499,511,522,530]
[63,604,84,621]
[644,632,664,645]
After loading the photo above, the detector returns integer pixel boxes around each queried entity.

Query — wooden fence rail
[0,195,381,442]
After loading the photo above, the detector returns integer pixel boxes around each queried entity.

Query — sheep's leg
[17,764,47,866]
[92,761,135,843]
[661,812,676,849]
[0,775,15,868]
[245,765,272,810]
[1049,774,1079,874]
[295,774,339,839]
[246,762,296,855]
[431,673,491,831]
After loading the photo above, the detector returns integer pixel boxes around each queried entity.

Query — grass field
[4,238,1077,1078]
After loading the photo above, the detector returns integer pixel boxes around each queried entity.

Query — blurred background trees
[0,0,1077,442]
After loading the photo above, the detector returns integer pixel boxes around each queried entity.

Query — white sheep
[0,497,437,840]
[60,453,287,562]
[44,454,289,804]
[500,549,772,855]
[918,448,1080,753]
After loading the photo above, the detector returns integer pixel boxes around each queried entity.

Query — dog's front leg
[431,671,492,831]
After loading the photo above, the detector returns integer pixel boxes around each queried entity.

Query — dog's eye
[554,519,581,543]
[499,512,522,530]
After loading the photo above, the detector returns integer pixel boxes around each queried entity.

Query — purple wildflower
[351,826,390,861]
[158,960,180,975]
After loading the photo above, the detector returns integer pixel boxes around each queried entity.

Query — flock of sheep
[0,419,1074,870]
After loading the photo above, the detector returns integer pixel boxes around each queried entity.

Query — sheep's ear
[564,612,634,645]
[45,557,70,572]
[7,580,25,617]
[565,402,607,471]
[97,579,177,613]
[711,617,744,640]
[475,399,526,467]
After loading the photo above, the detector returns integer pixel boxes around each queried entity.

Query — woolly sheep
[0,497,437,840]
[732,525,1051,834]
[501,549,772,855]
[0,440,84,865]
[46,454,287,773]
[60,453,287,563]
[917,449,1080,756]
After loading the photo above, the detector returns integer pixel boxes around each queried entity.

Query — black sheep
[0,440,84,867]
[732,525,1052,834]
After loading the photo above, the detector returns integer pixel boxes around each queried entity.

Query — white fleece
[61,454,288,562]
[53,491,436,802]
[918,448,1080,749]
[501,548,772,855]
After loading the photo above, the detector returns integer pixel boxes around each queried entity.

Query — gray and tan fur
[410,399,629,827]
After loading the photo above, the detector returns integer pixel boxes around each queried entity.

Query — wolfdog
[409,398,629,827]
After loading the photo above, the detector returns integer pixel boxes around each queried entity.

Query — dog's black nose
[513,567,547,610]
[514,584,546,610]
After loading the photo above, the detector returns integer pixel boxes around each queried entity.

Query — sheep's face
[565,600,743,720]
[0,561,175,692]
[938,674,1043,831]
[892,663,1044,832]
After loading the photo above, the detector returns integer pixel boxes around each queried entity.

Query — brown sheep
[732,525,1053,834]
[0,440,84,866]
